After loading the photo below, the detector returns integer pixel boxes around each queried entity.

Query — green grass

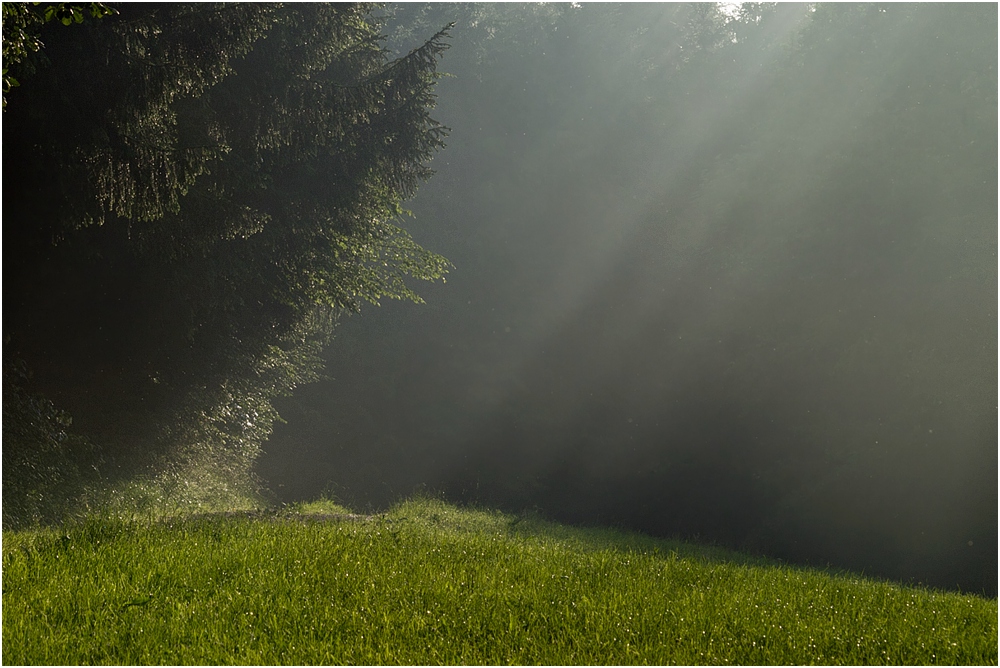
[3,498,996,665]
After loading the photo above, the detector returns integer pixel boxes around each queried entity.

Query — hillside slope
[3,499,996,664]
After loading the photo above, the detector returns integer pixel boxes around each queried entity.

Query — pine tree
[3,3,452,520]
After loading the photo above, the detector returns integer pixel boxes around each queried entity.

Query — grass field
[3,497,996,665]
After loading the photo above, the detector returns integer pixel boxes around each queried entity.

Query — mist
[256,3,997,596]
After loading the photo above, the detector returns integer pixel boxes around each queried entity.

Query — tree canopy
[3,3,451,525]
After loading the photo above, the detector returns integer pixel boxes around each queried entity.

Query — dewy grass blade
[2,497,996,665]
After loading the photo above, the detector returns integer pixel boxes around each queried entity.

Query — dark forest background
[4,3,996,596]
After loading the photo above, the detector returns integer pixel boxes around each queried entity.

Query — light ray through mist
[431,3,815,484]
[259,3,997,597]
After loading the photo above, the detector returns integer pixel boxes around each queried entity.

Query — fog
[257,4,997,595]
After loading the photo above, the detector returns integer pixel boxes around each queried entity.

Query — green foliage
[3,500,996,664]
[1,2,115,106]
[1,351,101,529]
[3,5,452,525]
[42,2,116,26]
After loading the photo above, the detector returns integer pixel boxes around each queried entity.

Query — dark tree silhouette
[3,3,452,525]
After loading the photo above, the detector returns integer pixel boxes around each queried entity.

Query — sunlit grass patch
[3,498,996,665]
[286,497,358,517]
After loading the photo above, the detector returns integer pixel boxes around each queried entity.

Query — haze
[256,3,997,596]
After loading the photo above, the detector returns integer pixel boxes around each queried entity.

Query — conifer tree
[3,3,452,521]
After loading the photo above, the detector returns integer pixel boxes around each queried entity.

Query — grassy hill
[3,498,996,665]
